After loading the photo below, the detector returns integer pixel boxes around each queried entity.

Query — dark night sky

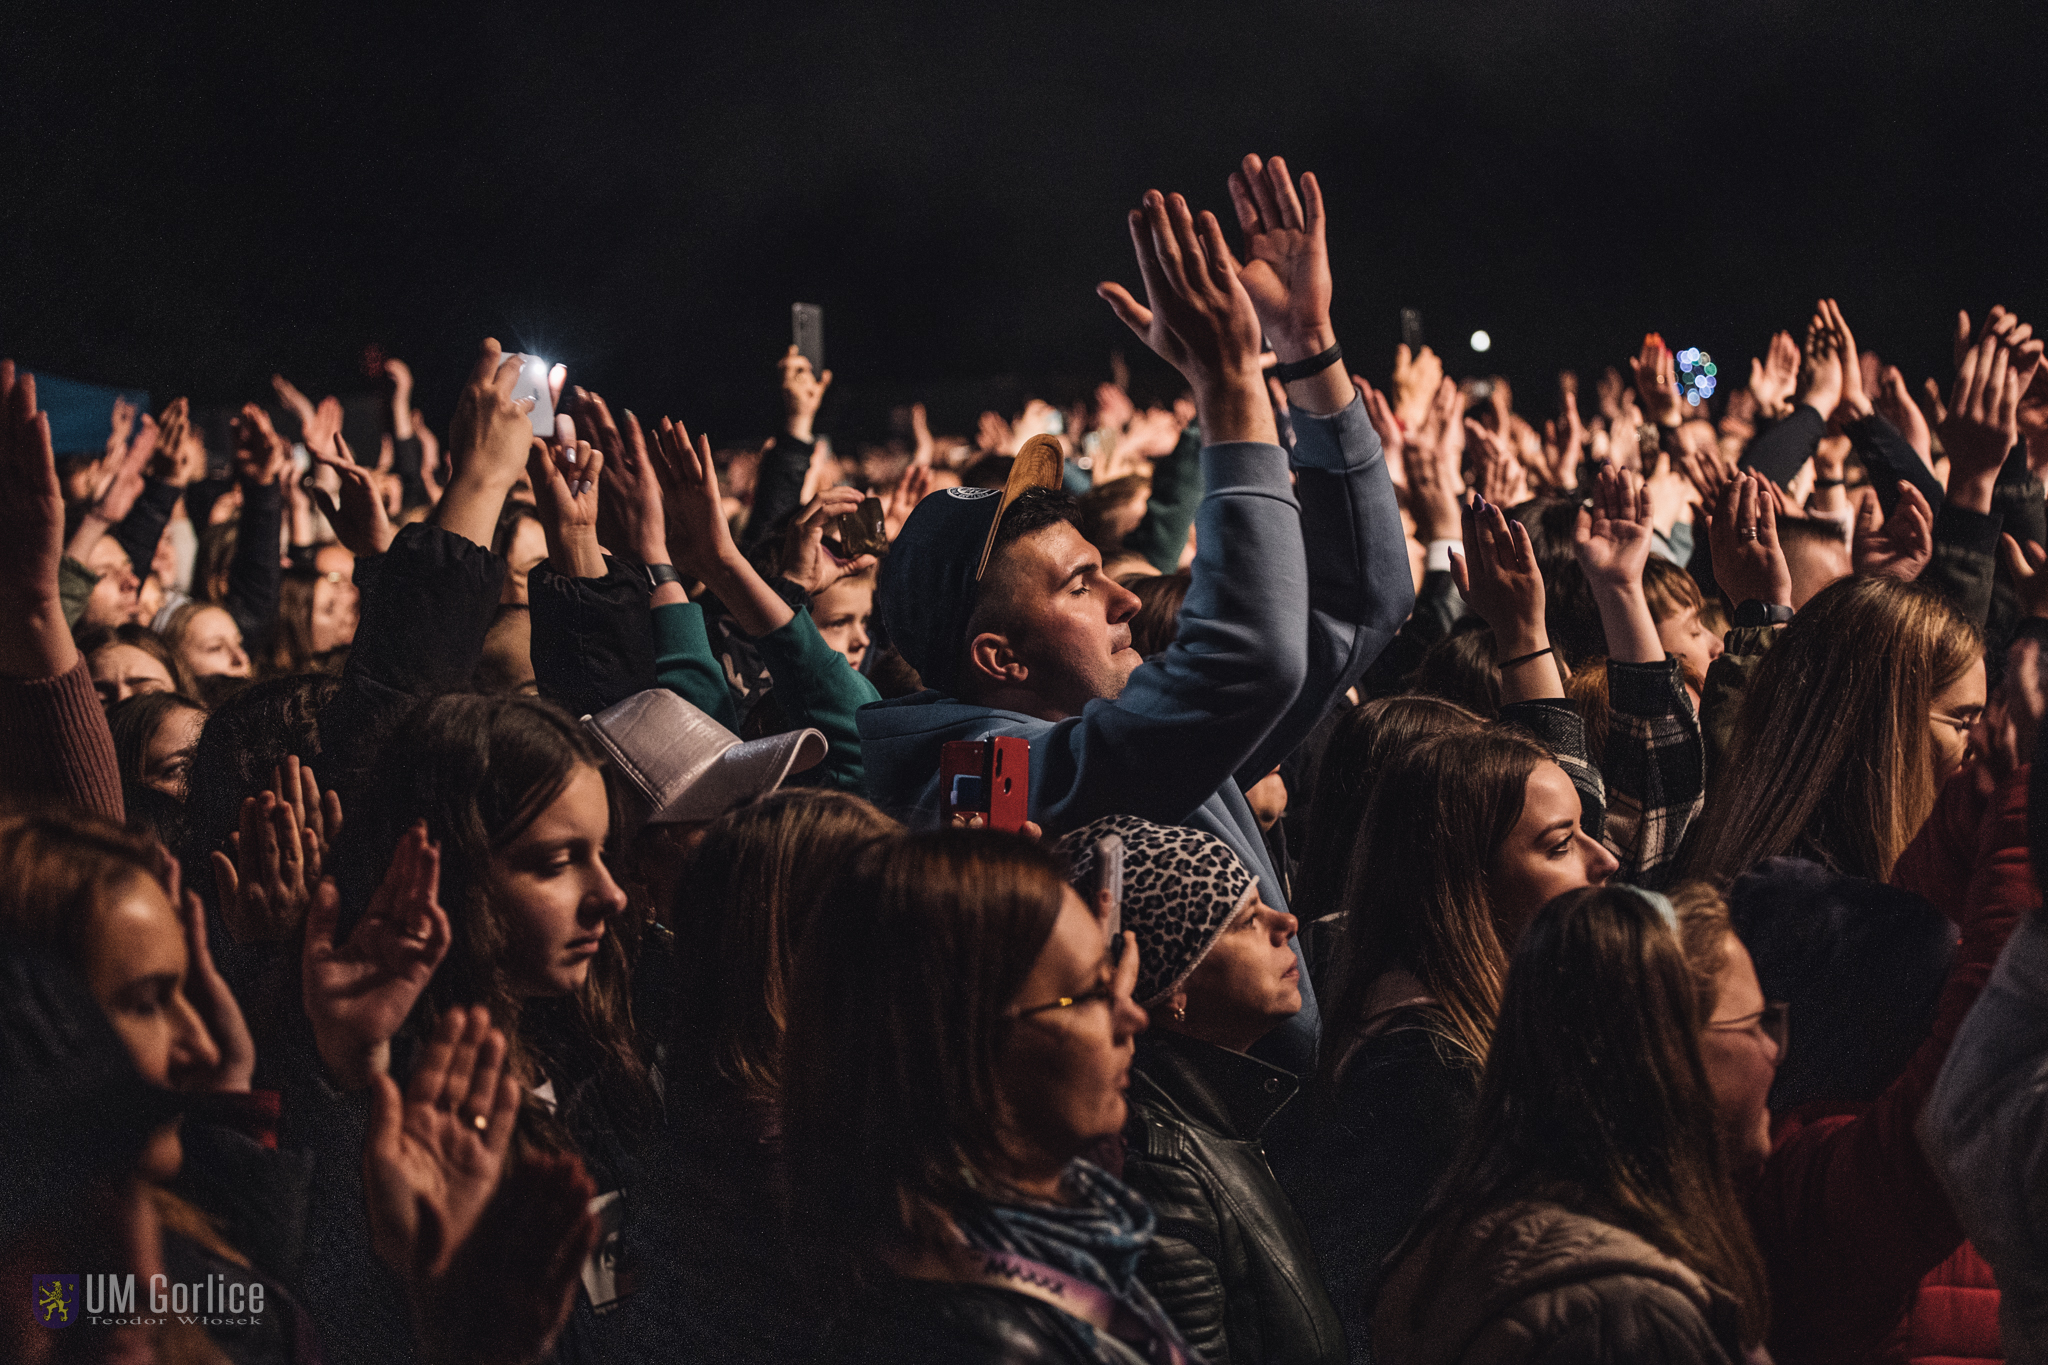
[2,1,2042,446]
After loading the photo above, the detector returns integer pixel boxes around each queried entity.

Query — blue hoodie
[859,396,1413,1073]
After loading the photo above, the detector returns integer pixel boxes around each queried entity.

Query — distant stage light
[1470,330,1492,353]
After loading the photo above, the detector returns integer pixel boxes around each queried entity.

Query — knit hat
[877,435,1064,695]
[1059,815,1259,1008]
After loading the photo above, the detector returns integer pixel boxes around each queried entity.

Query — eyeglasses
[1930,709,1981,737]
[1704,1000,1790,1053]
[1011,982,1116,1020]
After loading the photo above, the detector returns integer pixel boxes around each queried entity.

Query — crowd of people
[4,149,2047,1365]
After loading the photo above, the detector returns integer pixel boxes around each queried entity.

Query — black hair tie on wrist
[1271,343,1343,384]
[1498,646,1555,671]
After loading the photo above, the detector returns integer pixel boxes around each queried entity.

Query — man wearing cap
[860,155,1413,1071]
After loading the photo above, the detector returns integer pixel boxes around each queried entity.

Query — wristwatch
[646,562,683,590]
[1732,600,1794,628]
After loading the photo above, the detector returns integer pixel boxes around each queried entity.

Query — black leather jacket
[1122,1031,1348,1365]
[824,1277,1101,1364]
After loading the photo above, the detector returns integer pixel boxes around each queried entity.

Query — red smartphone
[940,737,1030,832]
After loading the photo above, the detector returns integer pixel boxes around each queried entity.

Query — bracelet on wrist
[1813,477,1845,489]
[1271,342,1343,384]
[645,561,683,590]
[1498,645,1555,671]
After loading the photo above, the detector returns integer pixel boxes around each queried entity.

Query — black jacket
[1267,1004,1481,1365]
[1122,1031,1347,1365]
[824,1277,1098,1365]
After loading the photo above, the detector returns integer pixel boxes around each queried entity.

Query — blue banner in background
[25,370,152,457]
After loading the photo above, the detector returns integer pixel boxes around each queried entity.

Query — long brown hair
[670,789,899,1109]
[1405,885,1770,1349]
[333,694,653,1146]
[1321,727,1556,1081]
[0,809,161,960]
[1293,695,1484,928]
[781,830,1068,1279]
[1686,575,1980,883]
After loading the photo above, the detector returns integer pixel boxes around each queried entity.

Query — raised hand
[1795,307,1845,421]
[231,402,288,488]
[783,488,878,596]
[1852,482,1933,582]
[108,396,137,463]
[1873,364,1936,467]
[527,436,606,580]
[882,462,935,542]
[0,361,74,681]
[2018,365,2048,479]
[1538,372,1585,493]
[1466,418,1531,507]
[211,786,315,945]
[303,395,344,461]
[1226,153,1345,413]
[303,823,451,1091]
[365,1005,521,1283]
[1940,306,2041,512]
[976,409,1016,457]
[146,398,192,485]
[311,430,399,555]
[1596,365,1627,423]
[1097,189,1273,446]
[1997,532,2048,636]
[82,410,159,529]
[271,373,318,441]
[386,358,416,439]
[1450,494,1561,700]
[652,415,796,640]
[438,340,540,548]
[1630,333,1685,428]
[161,848,256,1093]
[1821,300,1871,420]
[1575,464,1666,664]
[416,1149,598,1365]
[1393,343,1444,431]
[1748,330,1801,419]
[1574,463,1655,593]
[779,345,831,443]
[1359,380,1407,493]
[1706,472,1793,610]
[1402,383,1463,545]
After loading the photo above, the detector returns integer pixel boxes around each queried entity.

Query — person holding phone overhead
[859,154,1412,1072]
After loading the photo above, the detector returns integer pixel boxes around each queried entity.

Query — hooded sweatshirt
[857,396,1412,1074]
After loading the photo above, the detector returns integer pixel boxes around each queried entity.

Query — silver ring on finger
[1738,526,1760,541]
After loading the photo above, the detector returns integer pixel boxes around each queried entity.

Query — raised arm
[0,361,123,820]
[1223,153,1413,781]
[740,347,831,554]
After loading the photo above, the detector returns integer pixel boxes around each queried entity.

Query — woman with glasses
[1062,815,1347,1365]
[1672,699,2034,1363]
[1374,884,1770,1365]
[782,828,1188,1365]
[1687,573,1983,885]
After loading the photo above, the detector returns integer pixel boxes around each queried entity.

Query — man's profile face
[981,522,1144,718]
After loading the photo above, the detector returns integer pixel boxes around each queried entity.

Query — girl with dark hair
[781,828,1176,1365]
[79,620,192,702]
[292,691,658,1363]
[0,809,307,1362]
[1063,815,1347,1365]
[259,564,357,677]
[1375,885,1768,1363]
[1273,726,1619,1358]
[641,787,899,1362]
[107,689,207,799]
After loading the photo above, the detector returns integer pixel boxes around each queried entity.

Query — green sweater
[650,599,879,794]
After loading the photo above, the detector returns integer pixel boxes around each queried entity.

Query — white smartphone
[510,354,555,437]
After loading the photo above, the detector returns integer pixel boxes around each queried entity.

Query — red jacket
[1742,765,2034,1365]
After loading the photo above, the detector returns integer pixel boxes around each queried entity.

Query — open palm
[1573,465,1654,592]
[1226,153,1330,351]
[303,823,450,1090]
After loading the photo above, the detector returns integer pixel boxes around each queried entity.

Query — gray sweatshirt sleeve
[1233,393,1414,787]
[1026,440,1311,832]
